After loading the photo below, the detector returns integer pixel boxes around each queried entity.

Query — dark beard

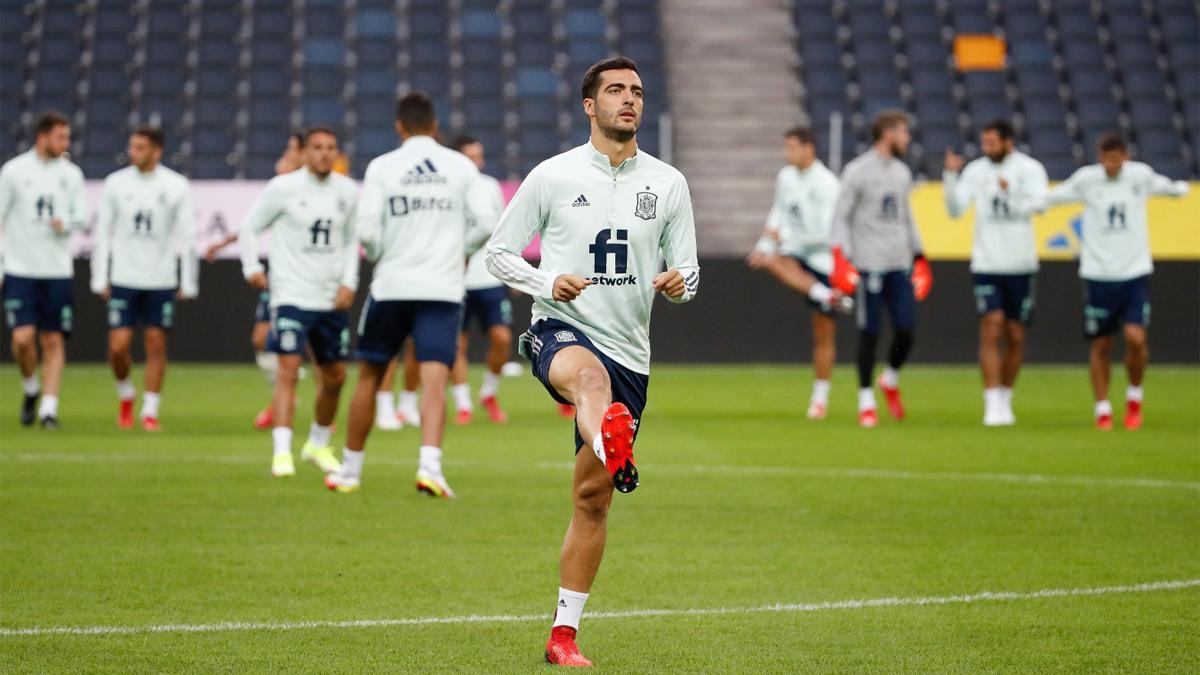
[889,141,906,158]
[600,124,636,144]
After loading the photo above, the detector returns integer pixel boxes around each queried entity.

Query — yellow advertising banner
[913,182,1200,261]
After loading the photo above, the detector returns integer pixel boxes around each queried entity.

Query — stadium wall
[2,259,1195,366]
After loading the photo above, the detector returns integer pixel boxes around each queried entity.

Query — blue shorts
[268,305,350,364]
[1083,276,1150,338]
[973,273,1035,323]
[3,275,74,336]
[790,256,834,316]
[855,269,915,335]
[254,291,271,324]
[461,286,513,334]
[108,286,176,330]
[355,297,460,366]
[519,318,649,453]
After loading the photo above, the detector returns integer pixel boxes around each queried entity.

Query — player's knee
[1124,326,1148,351]
[574,364,610,396]
[573,478,612,521]
[11,327,35,350]
[322,365,347,390]
[979,313,1003,341]
[38,332,64,353]
[491,327,512,351]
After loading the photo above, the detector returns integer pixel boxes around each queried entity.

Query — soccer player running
[943,119,1048,426]
[829,109,932,428]
[91,126,198,430]
[746,126,843,419]
[0,111,88,428]
[1041,133,1189,430]
[238,125,358,477]
[485,56,699,668]
[323,92,498,496]
[450,134,512,424]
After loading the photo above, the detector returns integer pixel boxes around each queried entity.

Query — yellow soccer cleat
[300,442,341,474]
[324,471,360,493]
[415,468,455,499]
[271,453,296,477]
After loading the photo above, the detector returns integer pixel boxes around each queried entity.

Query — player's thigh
[276,353,305,380]
[487,322,513,348]
[316,359,347,388]
[547,345,611,402]
[886,271,916,332]
[3,276,39,331]
[855,273,885,334]
[143,327,168,354]
[978,310,1004,342]
[810,309,835,341]
[409,302,460,366]
[108,327,135,354]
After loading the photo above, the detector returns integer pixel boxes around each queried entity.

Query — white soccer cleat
[324,470,360,493]
[396,404,421,428]
[375,411,403,431]
[271,453,296,477]
[415,468,455,499]
[983,409,1008,427]
[806,401,827,420]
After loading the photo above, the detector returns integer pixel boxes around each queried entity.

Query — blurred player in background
[238,125,358,477]
[486,57,699,668]
[747,126,843,419]
[91,126,197,430]
[450,134,511,424]
[324,92,497,495]
[830,109,931,428]
[943,119,1048,426]
[373,346,420,430]
[1042,133,1189,430]
[0,111,88,429]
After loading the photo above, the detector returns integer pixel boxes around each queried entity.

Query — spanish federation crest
[634,191,657,220]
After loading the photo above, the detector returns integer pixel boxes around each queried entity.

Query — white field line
[3,452,1198,491]
[1,579,1196,638]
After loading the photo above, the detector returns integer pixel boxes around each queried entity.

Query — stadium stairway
[660,0,802,254]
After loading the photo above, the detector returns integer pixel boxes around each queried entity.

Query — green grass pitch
[1,363,1197,672]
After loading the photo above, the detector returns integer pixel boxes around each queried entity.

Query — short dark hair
[290,130,305,149]
[580,56,640,100]
[450,134,479,152]
[396,91,437,132]
[1098,132,1127,153]
[35,110,69,136]
[784,126,816,147]
[982,119,1015,141]
[871,109,910,141]
[131,124,164,148]
[304,124,338,142]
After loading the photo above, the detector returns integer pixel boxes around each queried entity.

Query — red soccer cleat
[558,403,576,418]
[877,376,905,420]
[118,399,134,429]
[141,416,161,432]
[253,407,273,430]
[1124,401,1142,430]
[1096,413,1114,430]
[481,395,508,423]
[545,626,593,668]
[859,408,878,428]
[455,409,473,425]
[600,402,638,493]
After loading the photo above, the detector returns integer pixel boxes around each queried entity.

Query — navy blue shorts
[519,318,649,453]
[461,285,513,334]
[254,291,271,324]
[268,305,350,364]
[1083,276,1150,338]
[356,297,460,366]
[3,275,73,336]
[855,270,915,335]
[790,256,834,316]
[973,273,1035,323]
[108,286,176,330]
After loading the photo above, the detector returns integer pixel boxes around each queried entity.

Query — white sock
[452,383,473,412]
[811,379,831,405]
[881,367,900,388]
[1094,400,1113,417]
[480,371,501,398]
[272,427,293,456]
[807,282,833,305]
[553,587,589,630]
[984,387,1002,414]
[116,377,135,401]
[419,445,442,475]
[398,390,419,412]
[341,447,364,477]
[140,392,160,419]
[376,391,395,416]
[38,394,58,418]
[858,387,876,411]
[308,422,332,448]
[591,432,605,463]
[255,351,279,386]
[1126,385,1144,403]
[1000,386,1013,405]
[21,375,40,396]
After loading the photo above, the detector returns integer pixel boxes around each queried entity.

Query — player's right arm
[238,178,284,288]
[485,166,573,300]
[1042,167,1087,208]
[942,153,972,218]
[828,164,862,293]
[90,176,119,297]
[0,162,14,285]
[356,160,386,262]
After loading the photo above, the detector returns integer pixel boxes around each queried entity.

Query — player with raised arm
[1041,133,1189,430]
[238,125,358,477]
[0,111,88,429]
[91,126,198,430]
[746,126,844,419]
[485,57,699,668]
[323,92,498,496]
[944,119,1048,426]
[829,109,931,428]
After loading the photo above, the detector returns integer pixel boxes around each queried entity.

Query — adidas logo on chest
[572,194,590,207]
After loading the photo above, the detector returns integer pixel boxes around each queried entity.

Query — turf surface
[1,363,1197,672]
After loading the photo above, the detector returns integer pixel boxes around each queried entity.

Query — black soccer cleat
[39,415,60,430]
[20,393,39,427]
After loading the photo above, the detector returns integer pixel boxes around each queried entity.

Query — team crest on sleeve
[634,191,657,220]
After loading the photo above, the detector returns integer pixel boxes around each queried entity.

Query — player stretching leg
[325,92,497,495]
[829,110,932,427]
[450,134,512,424]
[238,125,359,477]
[944,119,1048,426]
[1042,133,1188,430]
[91,126,198,430]
[0,111,88,429]
[486,57,699,667]
[746,126,844,419]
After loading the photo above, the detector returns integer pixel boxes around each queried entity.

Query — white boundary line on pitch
[2,579,1196,638]
[3,452,1198,491]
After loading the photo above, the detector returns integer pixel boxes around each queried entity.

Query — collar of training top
[587,142,640,174]
[401,134,439,148]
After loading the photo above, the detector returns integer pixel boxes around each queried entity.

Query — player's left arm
[655,178,699,304]
[175,179,199,299]
[904,182,933,301]
[356,162,386,261]
[1145,168,1190,198]
[1007,159,1050,218]
[462,168,500,257]
[0,165,11,285]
